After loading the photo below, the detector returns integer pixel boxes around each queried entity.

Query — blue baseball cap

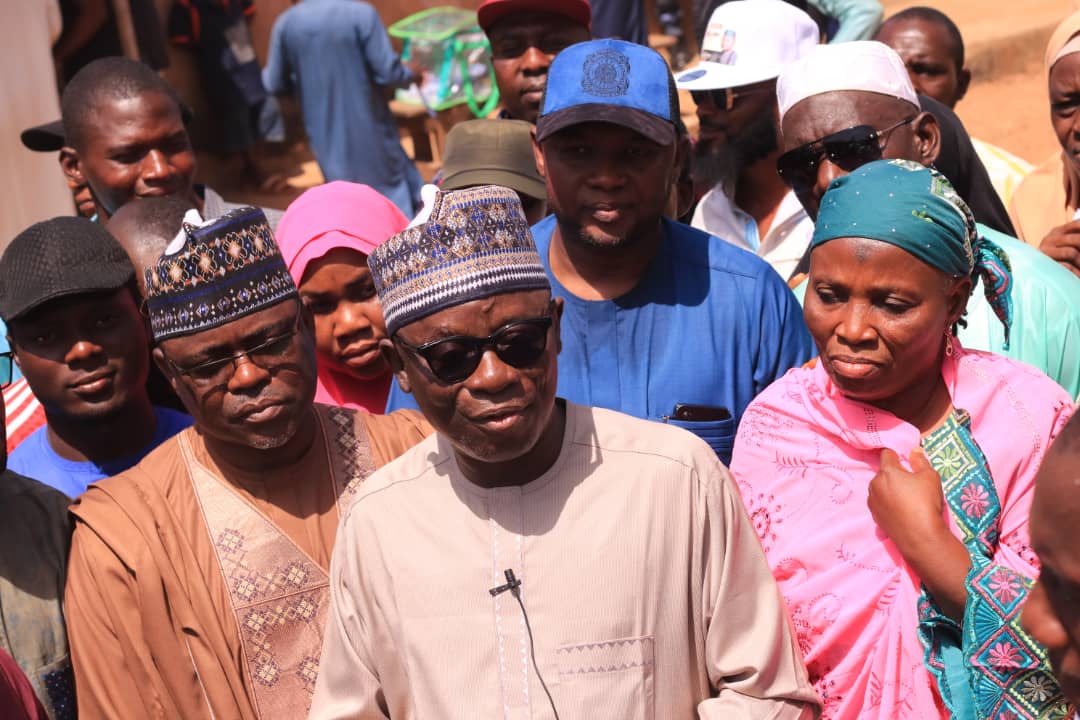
[536,39,678,146]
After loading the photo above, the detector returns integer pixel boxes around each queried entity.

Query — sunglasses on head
[396,310,554,384]
[776,115,917,193]
[690,84,774,112]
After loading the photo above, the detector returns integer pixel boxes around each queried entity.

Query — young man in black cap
[0,217,191,498]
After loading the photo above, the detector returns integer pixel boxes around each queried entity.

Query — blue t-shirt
[8,406,193,498]
[387,217,815,464]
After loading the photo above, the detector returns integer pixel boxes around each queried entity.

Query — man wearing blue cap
[531,39,815,464]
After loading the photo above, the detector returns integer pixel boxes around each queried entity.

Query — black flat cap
[0,217,134,322]
[20,120,66,152]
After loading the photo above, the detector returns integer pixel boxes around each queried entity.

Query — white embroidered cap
[675,0,820,91]
[777,41,920,121]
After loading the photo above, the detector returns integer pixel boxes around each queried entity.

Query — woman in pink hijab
[277,182,408,412]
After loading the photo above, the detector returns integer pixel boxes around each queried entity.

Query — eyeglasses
[0,352,13,389]
[776,116,918,193]
[396,313,554,384]
[690,85,774,112]
[165,310,302,386]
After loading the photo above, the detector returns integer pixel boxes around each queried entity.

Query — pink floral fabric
[730,346,1074,719]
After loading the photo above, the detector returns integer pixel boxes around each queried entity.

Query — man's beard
[693,111,779,192]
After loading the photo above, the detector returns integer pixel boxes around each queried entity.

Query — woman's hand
[868,448,972,621]
[868,448,945,545]
[1039,222,1080,278]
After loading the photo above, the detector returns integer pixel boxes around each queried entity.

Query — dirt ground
[957,68,1058,165]
[213,0,1077,211]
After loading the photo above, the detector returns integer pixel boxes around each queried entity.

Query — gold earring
[944,330,954,357]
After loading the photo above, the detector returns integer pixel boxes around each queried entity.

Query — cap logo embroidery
[677,69,706,82]
[580,49,631,97]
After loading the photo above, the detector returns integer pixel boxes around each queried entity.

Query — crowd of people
[2,0,1080,718]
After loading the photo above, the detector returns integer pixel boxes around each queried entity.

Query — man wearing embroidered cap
[442,38,813,466]
[310,184,820,718]
[478,0,591,123]
[676,0,820,279]
[64,207,431,718]
[774,40,1080,397]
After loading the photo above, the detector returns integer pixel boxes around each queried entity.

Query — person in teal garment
[775,40,1080,398]
[388,40,816,465]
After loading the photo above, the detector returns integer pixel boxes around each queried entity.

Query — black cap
[20,120,66,152]
[0,217,134,322]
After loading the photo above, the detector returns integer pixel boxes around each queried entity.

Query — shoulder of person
[665,218,788,282]
[338,431,448,523]
[958,347,1074,409]
[571,403,729,480]
[0,468,71,525]
[70,432,188,527]
[979,224,1080,298]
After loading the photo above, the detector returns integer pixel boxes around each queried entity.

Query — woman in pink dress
[731,160,1074,719]
[277,182,408,412]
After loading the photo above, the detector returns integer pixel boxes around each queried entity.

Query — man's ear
[151,346,184,397]
[59,146,86,187]
[911,111,942,167]
[531,129,546,181]
[956,68,971,105]
[378,337,412,394]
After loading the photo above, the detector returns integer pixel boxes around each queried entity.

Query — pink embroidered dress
[730,345,1074,720]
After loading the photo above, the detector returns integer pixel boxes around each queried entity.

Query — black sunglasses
[396,313,554,384]
[776,115,917,192]
[690,84,774,112]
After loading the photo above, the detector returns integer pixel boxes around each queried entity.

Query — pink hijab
[276,182,408,412]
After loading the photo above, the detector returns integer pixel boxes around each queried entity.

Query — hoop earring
[944,330,955,357]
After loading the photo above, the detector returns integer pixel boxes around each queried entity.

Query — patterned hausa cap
[369,185,551,335]
[144,206,299,342]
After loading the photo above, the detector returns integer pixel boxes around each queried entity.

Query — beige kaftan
[65,405,431,719]
[311,402,821,719]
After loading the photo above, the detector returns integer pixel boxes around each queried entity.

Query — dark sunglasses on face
[690,85,774,112]
[396,312,554,385]
[775,115,918,192]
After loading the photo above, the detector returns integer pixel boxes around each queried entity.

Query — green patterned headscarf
[811,159,1014,347]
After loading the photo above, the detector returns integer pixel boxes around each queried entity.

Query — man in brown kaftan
[64,207,430,719]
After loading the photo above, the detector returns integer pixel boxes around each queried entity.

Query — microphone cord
[490,569,560,720]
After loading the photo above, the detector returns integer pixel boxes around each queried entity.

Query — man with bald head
[776,40,1080,397]
[106,195,198,298]
[874,7,1032,206]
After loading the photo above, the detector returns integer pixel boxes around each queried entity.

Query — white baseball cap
[675,0,820,92]
[777,41,920,121]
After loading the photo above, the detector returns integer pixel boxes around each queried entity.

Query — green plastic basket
[389,7,499,117]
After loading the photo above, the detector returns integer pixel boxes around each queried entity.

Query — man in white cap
[676,0,820,280]
[774,40,1080,397]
